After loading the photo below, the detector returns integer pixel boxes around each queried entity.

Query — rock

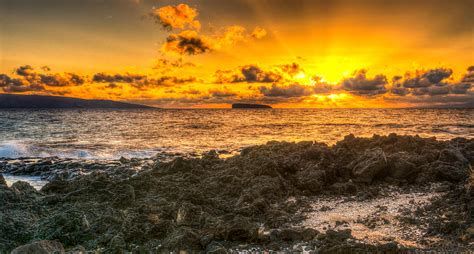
[119,156,129,164]
[296,168,326,193]
[0,174,6,187]
[109,234,126,251]
[176,202,202,226]
[205,242,228,254]
[113,184,135,206]
[270,228,318,242]
[330,181,357,194]
[66,245,86,254]
[11,240,65,254]
[352,148,388,183]
[387,153,418,180]
[439,148,468,164]
[10,181,37,194]
[326,229,352,241]
[434,162,469,182]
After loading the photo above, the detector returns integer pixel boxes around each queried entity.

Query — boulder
[387,153,418,180]
[11,240,65,254]
[351,148,388,183]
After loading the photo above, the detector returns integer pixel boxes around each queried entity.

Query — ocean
[0,108,472,160]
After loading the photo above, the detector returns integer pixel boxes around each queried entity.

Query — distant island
[232,103,272,109]
[0,94,152,109]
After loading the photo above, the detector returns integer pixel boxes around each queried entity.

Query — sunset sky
[0,0,473,108]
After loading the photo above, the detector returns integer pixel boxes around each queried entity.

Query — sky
[0,0,473,108]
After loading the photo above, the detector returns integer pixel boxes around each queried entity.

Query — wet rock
[351,148,388,183]
[11,240,65,254]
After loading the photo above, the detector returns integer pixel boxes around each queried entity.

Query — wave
[0,141,159,160]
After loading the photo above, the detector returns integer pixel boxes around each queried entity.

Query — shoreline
[1,133,473,252]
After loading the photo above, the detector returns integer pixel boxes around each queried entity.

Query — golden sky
[0,0,473,108]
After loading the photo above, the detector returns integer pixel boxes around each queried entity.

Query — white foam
[0,141,37,158]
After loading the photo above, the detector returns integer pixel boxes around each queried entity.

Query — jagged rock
[11,240,65,254]
[351,148,388,183]
[0,174,6,187]
[10,181,36,195]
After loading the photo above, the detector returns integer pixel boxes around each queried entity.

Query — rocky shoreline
[1,134,473,253]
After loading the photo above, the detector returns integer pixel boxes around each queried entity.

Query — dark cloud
[341,69,388,96]
[153,58,196,73]
[278,63,303,77]
[93,73,146,83]
[216,65,282,83]
[259,83,311,97]
[1,66,85,93]
[15,65,35,76]
[451,83,471,94]
[462,66,474,83]
[208,89,237,98]
[39,73,85,87]
[93,73,196,90]
[423,68,453,84]
[311,76,335,94]
[403,68,453,88]
[163,30,212,55]
[389,67,471,97]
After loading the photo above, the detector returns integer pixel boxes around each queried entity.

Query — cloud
[153,58,196,73]
[341,69,388,96]
[450,83,471,94]
[92,72,196,90]
[162,30,212,55]
[208,89,237,98]
[462,66,474,83]
[150,4,201,30]
[259,83,311,97]
[251,27,267,39]
[161,26,264,56]
[278,62,303,77]
[311,76,335,94]
[389,67,472,97]
[402,68,453,88]
[1,66,85,93]
[215,64,283,83]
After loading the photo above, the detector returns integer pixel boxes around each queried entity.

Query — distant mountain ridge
[0,94,152,109]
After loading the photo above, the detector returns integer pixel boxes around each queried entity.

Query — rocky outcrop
[0,134,472,252]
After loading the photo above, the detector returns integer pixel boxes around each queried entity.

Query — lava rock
[11,240,65,254]
[351,148,388,183]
